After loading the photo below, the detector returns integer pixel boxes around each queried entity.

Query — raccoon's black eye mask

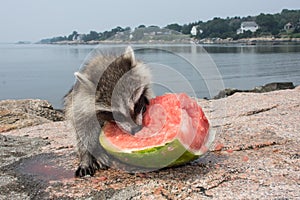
[134,94,149,115]
[97,110,128,123]
[97,111,114,122]
[97,93,149,123]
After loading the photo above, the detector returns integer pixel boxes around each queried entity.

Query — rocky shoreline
[213,82,295,99]
[0,86,299,199]
[0,99,64,133]
[197,37,300,45]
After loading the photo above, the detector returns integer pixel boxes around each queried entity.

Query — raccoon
[64,46,152,177]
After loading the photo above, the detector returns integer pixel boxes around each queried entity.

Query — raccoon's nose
[131,125,143,134]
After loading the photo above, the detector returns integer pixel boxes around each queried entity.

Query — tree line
[40,9,300,43]
[166,9,300,39]
[39,27,131,43]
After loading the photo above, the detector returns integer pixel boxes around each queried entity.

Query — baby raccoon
[64,46,152,177]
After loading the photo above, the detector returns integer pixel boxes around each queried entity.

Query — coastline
[197,36,300,45]
[36,37,300,46]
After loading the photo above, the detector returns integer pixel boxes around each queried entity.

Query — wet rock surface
[0,87,299,199]
[0,99,64,133]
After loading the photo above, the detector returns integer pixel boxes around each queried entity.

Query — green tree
[124,27,131,32]
[50,36,67,43]
[111,26,125,33]
[181,23,194,34]
[137,25,146,29]
[165,23,183,32]
[294,24,300,33]
[256,13,279,34]
[281,9,300,25]
[200,18,231,39]
[67,31,78,41]
[99,26,128,40]
[83,31,99,42]
[228,17,242,32]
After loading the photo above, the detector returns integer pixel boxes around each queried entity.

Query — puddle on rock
[17,154,74,181]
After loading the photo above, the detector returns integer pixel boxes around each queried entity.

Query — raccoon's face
[96,46,152,134]
[115,87,149,134]
[97,86,150,134]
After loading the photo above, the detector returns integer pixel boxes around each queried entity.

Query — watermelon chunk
[100,93,214,170]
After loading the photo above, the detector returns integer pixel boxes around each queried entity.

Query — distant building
[284,22,294,31]
[237,21,259,34]
[191,26,197,36]
[191,26,203,36]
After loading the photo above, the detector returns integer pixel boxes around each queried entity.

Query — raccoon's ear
[124,46,137,66]
[74,72,95,89]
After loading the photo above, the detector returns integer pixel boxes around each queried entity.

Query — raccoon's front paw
[75,158,108,177]
[75,164,97,177]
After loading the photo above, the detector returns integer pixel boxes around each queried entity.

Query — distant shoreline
[197,37,300,45]
[35,37,300,46]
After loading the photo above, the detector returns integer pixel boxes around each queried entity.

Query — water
[0,43,299,108]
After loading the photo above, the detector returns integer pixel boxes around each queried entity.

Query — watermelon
[99,93,214,170]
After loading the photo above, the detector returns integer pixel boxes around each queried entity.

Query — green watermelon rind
[99,129,215,169]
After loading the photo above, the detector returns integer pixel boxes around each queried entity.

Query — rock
[0,86,299,199]
[252,82,295,93]
[214,82,295,99]
[213,88,243,99]
[0,99,64,132]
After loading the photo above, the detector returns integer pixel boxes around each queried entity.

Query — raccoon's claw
[75,158,108,177]
[75,165,97,177]
[75,158,100,177]
[98,162,109,170]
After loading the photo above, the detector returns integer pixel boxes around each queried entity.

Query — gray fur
[64,46,152,177]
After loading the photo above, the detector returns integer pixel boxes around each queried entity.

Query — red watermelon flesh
[102,93,210,154]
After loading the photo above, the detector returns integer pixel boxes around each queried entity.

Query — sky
[0,0,299,43]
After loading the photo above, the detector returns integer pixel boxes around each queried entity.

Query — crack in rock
[241,105,278,116]
[213,141,282,153]
[232,141,280,152]
[194,175,232,197]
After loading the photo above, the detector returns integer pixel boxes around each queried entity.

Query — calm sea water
[0,43,299,108]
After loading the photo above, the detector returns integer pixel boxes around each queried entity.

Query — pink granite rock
[0,99,64,132]
[0,87,299,199]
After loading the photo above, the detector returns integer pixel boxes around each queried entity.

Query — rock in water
[214,82,295,99]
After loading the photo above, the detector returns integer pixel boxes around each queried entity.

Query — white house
[191,26,203,36]
[237,21,259,34]
[191,26,197,36]
[284,22,294,31]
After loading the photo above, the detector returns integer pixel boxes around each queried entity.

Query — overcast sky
[0,0,299,43]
